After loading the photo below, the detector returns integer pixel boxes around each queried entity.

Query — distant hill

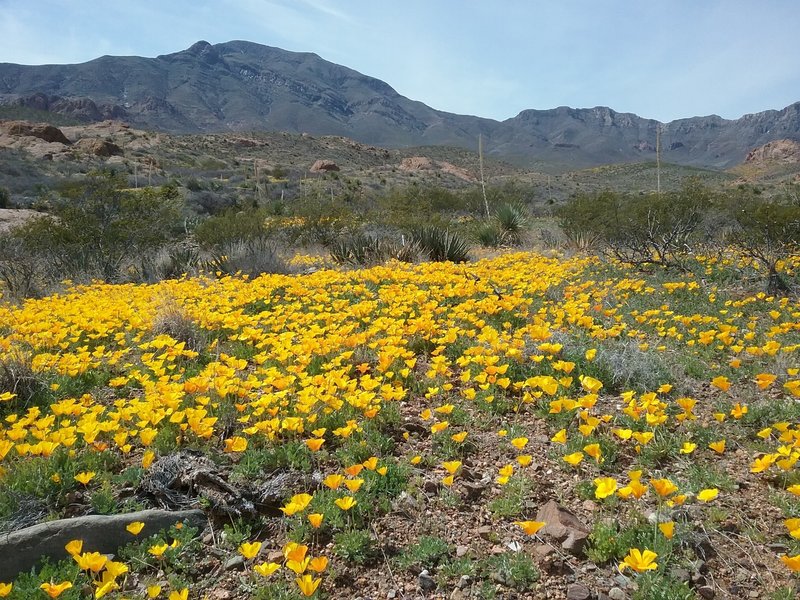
[1,40,799,170]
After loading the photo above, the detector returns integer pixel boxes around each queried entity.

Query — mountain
[1,40,799,170]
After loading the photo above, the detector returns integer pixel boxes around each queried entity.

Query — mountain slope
[1,40,799,170]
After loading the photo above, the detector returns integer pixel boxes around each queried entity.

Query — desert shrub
[474,220,504,247]
[723,189,800,293]
[193,207,269,249]
[186,189,238,215]
[330,233,420,266]
[0,353,47,417]
[0,236,47,300]
[558,179,715,266]
[13,171,183,283]
[151,297,208,353]
[206,236,290,277]
[410,225,470,263]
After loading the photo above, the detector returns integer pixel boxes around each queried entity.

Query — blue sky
[1,0,798,123]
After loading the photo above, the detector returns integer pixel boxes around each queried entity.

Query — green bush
[193,207,270,249]
[396,535,453,572]
[724,190,800,293]
[12,171,182,283]
[474,220,503,248]
[558,179,715,267]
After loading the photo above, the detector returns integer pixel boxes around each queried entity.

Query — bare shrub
[0,353,45,415]
[205,236,291,277]
[151,297,208,353]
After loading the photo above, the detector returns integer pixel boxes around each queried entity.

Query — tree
[726,189,800,294]
[558,179,715,268]
[14,170,182,282]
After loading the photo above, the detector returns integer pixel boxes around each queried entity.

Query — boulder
[309,159,340,173]
[535,500,591,556]
[399,156,435,171]
[0,508,205,580]
[1,120,71,144]
[74,137,123,157]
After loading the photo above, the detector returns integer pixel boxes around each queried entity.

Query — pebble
[456,545,469,557]
[608,587,626,600]
[566,583,591,600]
[613,574,631,589]
[418,569,436,592]
[222,555,244,571]
[697,585,715,599]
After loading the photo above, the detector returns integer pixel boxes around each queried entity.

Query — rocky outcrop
[399,156,435,171]
[74,138,123,157]
[745,139,800,164]
[1,120,70,144]
[310,159,340,173]
[399,156,476,182]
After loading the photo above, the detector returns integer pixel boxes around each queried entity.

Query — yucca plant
[409,225,470,263]
[330,234,420,266]
[495,203,528,246]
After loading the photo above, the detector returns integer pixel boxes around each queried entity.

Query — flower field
[0,250,799,599]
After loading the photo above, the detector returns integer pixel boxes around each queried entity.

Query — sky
[1,0,798,123]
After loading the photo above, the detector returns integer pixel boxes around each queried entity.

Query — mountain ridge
[2,40,799,170]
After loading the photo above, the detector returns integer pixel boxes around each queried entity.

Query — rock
[456,545,469,558]
[309,159,340,172]
[566,583,591,600]
[223,554,245,571]
[533,543,556,560]
[457,575,470,589]
[608,587,627,600]
[477,525,494,540]
[398,156,476,182]
[418,569,436,592]
[535,500,591,556]
[423,479,440,494]
[462,480,487,502]
[449,590,468,600]
[1,120,71,144]
[613,574,632,589]
[387,590,397,599]
[0,508,205,580]
[670,567,690,583]
[399,156,435,171]
[745,139,800,165]
[697,585,715,599]
[74,137,123,157]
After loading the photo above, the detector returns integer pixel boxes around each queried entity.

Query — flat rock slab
[0,508,205,580]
